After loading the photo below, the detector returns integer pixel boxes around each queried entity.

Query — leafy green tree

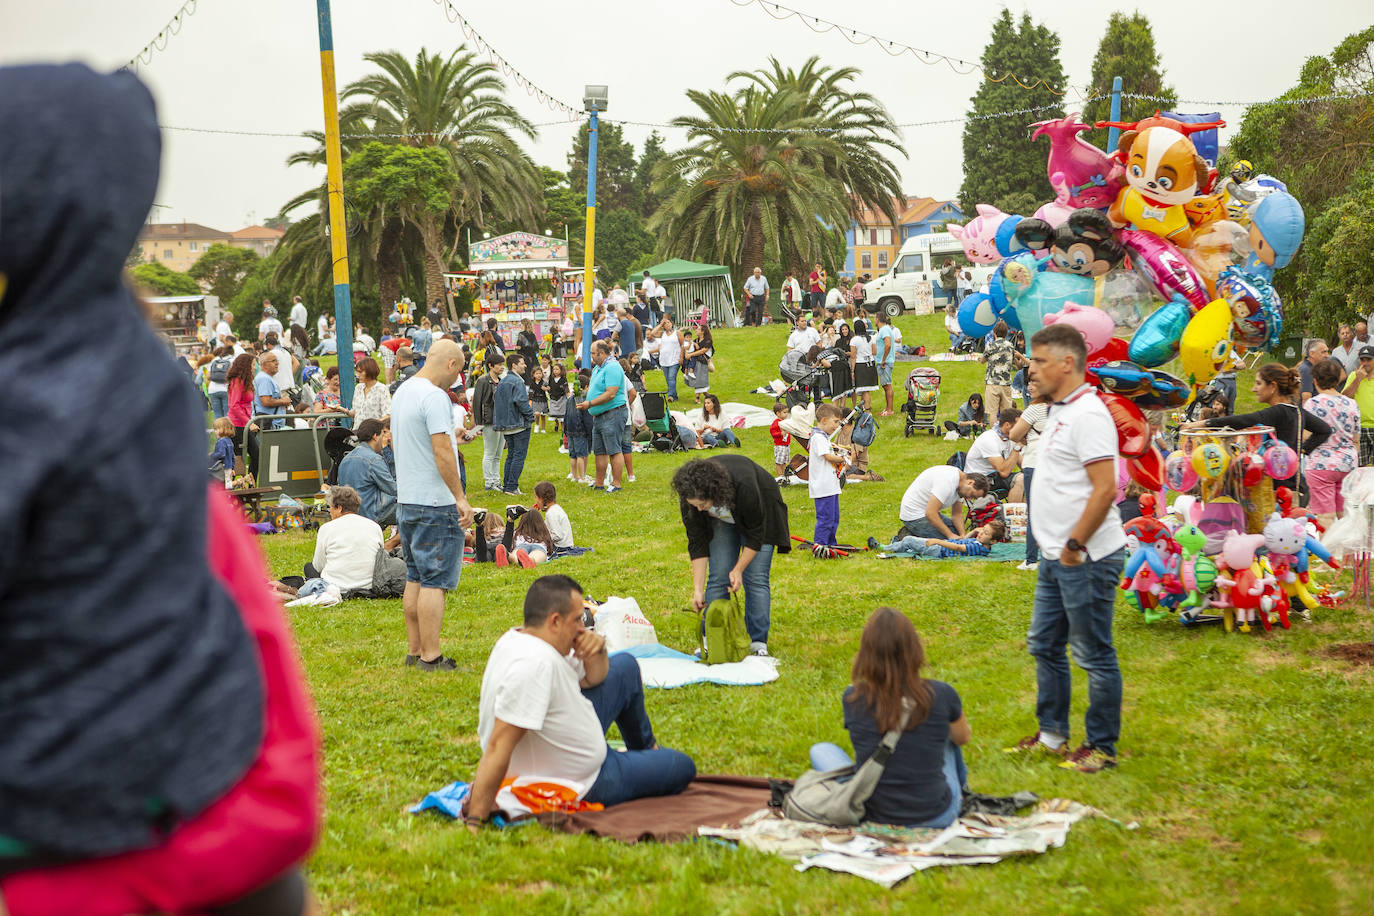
[593,209,655,290]
[1082,13,1177,129]
[650,84,852,289]
[958,9,1067,215]
[636,131,674,221]
[567,119,641,214]
[1296,166,1374,334]
[189,243,259,305]
[128,261,200,296]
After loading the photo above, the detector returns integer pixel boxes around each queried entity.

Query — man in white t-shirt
[786,315,820,353]
[1005,323,1125,773]
[316,311,329,344]
[742,267,770,327]
[897,465,990,539]
[262,331,298,396]
[641,272,663,323]
[963,410,1024,501]
[305,485,387,592]
[391,339,474,672]
[289,295,308,331]
[462,575,696,824]
[214,310,233,347]
[257,302,282,341]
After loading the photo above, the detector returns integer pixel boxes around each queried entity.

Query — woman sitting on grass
[808,607,971,828]
[944,393,987,438]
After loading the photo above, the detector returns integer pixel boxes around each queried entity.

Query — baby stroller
[903,368,942,437]
[779,346,841,409]
[642,391,687,452]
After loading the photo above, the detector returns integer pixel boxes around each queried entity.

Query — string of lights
[122,0,200,71]
[429,0,581,119]
[729,0,1091,100]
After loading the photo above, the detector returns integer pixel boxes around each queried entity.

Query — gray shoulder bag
[782,707,912,826]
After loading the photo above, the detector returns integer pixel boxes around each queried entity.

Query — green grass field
[261,314,1374,915]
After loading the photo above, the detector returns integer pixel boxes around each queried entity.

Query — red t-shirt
[808,270,824,293]
[770,418,791,447]
[380,337,406,353]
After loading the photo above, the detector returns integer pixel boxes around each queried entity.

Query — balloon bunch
[949,111,1306,491]
[1122,489,1341,632]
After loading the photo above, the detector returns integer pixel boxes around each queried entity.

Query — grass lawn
[259,313,1374,915]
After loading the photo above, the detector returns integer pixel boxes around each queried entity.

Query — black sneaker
[415,655,458,672]
[404,654,419,667]
[867,536,881,551]
[506,504,529,520]
[472,509,488,529]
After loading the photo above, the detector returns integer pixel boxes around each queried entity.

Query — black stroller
[642,391,687,452]
[779,346,843,409]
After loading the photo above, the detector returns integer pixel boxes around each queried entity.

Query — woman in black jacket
[671,455,791,656]
[1182,362,1331,496]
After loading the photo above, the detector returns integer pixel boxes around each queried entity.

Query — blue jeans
[900,515,953,539]
[1023,467,1039,564]
[500,427,530,492]
[1028,549,1126,755]
[208,389,229,419]
[701,428,738,448]
[883,536,942,557]
[398,503,462,590]
[677,425,700,449]
[806,741,966,828]
[662,363,679,399]
[583,654,697,806]
[703,519,774,644]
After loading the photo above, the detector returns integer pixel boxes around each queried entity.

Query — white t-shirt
[899,465,961,523]
[317,314,329,340]
[1019,402,1050,469]
[290,301,308,329]
[269,345,295,392]
[1030,385,1125,561]
[477,629,606,793]
[825,288,844,309]
[658,331,682,367]
[214,319,232,344]
[544,504,574,549]
[851,335,874,364]
[808,430,840,498]
[641,279,660,299]
[311,512,383,592]
[787,327,820,352]
[258,317,283,339]
[391,377,458,507]
[592,288,604,310]
[964,428,1012,479]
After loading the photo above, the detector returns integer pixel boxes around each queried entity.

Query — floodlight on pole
[580,85,606,368]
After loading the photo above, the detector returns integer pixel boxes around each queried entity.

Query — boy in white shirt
[533,481,574,549]
[808,404,845,552]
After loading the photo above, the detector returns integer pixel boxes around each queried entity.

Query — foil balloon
[956,290,1000,338]
[1100,391,1150,457]
[1094,360,1155,398]
[1128,445,1166,491]
[1186,219,1248,294]
[1128,295,1193,367]
[1136,370,1191,409]
[948,204,1017,264]
[1042,302,1115,354]
[1241,453,1265,487]
[1030,113,1126,210]
[1178,298,1239,388]
[1121,229,1209,309]
[1000,261,1099,339]
[1165,450,1198,492]
[1096,268,1158,335]
[1264,443,1299,479]
[1033,191,1075,227]
[1091,337,1132,363]
[1216,267,1282,351]
[1192,442,1230,480]
[1242,191,1305,282]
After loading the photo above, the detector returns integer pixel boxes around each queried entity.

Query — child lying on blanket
[869,519,1005,558]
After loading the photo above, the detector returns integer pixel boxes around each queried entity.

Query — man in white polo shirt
[1005,323,1125,774]
[895,465,990,540]
[963,409,1024,501]
[742,267,770,327]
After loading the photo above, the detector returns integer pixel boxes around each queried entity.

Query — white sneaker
[627,474,637,483]
[558,446,569,454]
[566,472,575,480]
[749,642,770,657]
[580,475,595,484]
[1016,561,1039,571]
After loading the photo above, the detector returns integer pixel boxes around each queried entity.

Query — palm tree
[649,85,853,285]
[341,48,543,317]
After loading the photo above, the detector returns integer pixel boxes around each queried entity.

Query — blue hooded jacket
[0,64,264,857]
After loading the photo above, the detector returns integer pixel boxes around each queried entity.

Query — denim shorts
[620,422,634,454]
[878,364,893,386]
[591,405,628,455]
[568,435,590,459]
[398,503,462,590]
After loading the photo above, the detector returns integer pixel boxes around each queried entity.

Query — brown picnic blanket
[534,775,772,843]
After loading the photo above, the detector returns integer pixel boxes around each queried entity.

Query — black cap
[1360,346,1374,359]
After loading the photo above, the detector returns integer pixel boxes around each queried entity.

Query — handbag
[782,707,913,826]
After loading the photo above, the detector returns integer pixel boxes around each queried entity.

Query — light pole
[581,85,607,368]
[315,0,355,408]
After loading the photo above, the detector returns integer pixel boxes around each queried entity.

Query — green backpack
[701,594,751,664]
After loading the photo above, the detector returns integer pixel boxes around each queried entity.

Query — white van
[862,231,995,318]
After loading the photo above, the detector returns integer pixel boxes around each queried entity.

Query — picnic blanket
[617,643,780,689]
[879,541,1025,562]
[700,799,1128,887]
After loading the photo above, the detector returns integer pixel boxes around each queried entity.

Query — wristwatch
[1065,538,1085,554]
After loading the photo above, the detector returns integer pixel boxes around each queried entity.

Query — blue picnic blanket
[880,541,1025,562]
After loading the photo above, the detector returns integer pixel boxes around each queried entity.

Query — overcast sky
[3,0,1367,232]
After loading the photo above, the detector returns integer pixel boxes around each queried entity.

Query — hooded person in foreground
[0,64,321,916]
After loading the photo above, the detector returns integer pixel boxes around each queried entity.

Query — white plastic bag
[593,596,658,652]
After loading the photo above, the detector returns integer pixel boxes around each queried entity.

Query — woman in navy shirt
[809,607,971,826]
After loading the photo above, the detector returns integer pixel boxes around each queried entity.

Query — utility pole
[315,0,356,407]
[581,85,607,368]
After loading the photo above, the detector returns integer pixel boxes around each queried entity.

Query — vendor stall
[147,294,221,356]
[629,258,736,327]
[445,231,578,353]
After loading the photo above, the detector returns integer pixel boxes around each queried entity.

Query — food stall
[146,294,221,356]
[445,232,583,351]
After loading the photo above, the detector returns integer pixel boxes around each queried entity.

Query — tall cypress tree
[1083,12,1178,130]
[958,9,1067,216]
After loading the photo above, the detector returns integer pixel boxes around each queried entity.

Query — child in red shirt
[769,401,792,477]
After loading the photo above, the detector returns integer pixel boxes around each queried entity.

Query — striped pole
[580,107,599,368]
[316,0,356,408]
[1107,76,1124,151]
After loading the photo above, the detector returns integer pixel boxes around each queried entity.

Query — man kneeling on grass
[462,575,696,826]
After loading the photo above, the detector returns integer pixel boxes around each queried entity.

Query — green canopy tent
[628,258,736,327]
